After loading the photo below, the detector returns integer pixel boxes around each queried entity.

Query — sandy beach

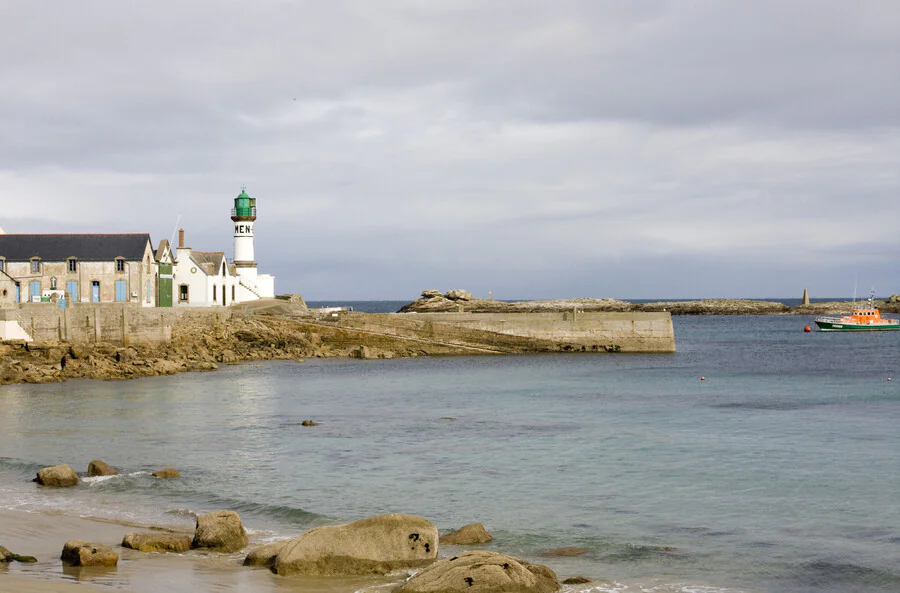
[0,508,403,593]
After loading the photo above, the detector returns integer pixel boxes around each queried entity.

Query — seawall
[332,311,676,353]
[0,304,231,345]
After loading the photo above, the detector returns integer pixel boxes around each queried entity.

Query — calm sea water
[1,312,898,592]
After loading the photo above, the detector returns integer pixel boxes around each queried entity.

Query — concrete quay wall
[0,304,231,345]
[337,311,676,353]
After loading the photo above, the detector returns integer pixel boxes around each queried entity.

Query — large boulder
[444,290,472,301]
[441,523,493,545]
[191,510,248,552]
[87,460,118,477]
[151,468,181,479]
[34,464,79,487]
[61,540,118,567]
[396,551,560,593]
[243,540,289,567]
[122,532,192,553]
[273,513,438,577]
[421,289,443,299]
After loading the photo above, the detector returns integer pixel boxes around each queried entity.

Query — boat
[814,290,900,331]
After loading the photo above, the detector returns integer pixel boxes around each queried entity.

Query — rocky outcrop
[562,577,592,584]
[395,551,560,593]
[122,532,192,553]
[273,513,438,577]
[0,309,486,387]
[34,464,79,487]
[191,510,249,552]
[441,523,493,545]
[243,541,289,567]
[399,294,632,314]
[444,290,472,301]
[87,460,118,477]
[152,468,181,479]
[61,540,118,567]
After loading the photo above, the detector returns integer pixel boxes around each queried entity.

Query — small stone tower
[232,185,258,283]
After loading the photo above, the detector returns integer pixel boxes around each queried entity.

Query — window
[232,285,235,301]
[115,258,126,272]
[67,258,77,273]
[179,284,189,302]
[213,285,217,301]
[31,258,41,273]
[0,258,5,272]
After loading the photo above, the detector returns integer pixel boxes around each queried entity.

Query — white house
[167,187,275,307]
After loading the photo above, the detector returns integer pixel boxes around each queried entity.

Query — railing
[231,207,257,217]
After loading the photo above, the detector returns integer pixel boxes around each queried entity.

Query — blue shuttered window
[67,281,79,302]
[115,280,127,302]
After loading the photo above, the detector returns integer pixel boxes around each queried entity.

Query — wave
[82,471,152,485]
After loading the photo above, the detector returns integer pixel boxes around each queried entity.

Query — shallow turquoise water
[1,315,898,592]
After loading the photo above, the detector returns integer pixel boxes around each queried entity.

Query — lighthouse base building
[158,187,275,308]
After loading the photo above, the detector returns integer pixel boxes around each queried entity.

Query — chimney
[179,229,185,248]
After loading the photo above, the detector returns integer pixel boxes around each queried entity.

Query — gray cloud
[1,1,898,299]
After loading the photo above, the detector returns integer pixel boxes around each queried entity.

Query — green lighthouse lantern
[232,185,257,219]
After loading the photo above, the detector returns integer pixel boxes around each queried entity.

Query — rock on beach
[34,464,79,487]
[122,532,192,553]
[243,541,289,567]
[273,513,438,576]
[87,460,118,477]
[396,550,560,593]
[441,523,493,545]
[191,510,249,552]
[61,540,118,567]
[151,468,181,479]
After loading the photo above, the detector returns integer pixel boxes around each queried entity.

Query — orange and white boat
[815,291,899,331]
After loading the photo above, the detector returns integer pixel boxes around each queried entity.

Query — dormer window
[115,258,126,272]
[67,258,78,273]
[30,258,41,273]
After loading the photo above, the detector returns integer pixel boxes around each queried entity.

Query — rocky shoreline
[399,289,900,316]
[0,310,476,386]
[1,501,585,593]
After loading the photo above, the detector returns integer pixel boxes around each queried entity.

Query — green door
[158,264,173,308]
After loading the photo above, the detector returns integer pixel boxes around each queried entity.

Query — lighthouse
[232,185,258,284]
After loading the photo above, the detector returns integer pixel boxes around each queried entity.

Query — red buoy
[700,376,706,381]
[804,325,811,332]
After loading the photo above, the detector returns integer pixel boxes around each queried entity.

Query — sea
[1,300,898,593]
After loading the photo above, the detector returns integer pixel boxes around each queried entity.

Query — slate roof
[0,234,152,262]
[190,251,227,276]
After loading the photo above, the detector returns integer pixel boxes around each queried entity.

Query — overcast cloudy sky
[1,1,898,300]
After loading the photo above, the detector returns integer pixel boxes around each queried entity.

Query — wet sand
[0,508,403,593]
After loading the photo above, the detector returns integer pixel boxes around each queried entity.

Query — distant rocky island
[399,289,900,315]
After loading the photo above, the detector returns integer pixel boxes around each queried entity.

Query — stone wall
[0,303,231,345]
[335,311,676,353]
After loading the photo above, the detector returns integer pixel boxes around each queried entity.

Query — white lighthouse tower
[232,185,258,284]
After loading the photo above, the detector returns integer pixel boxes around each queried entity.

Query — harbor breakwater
[0,301,675,385]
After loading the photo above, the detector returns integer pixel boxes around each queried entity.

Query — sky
[1,1,898,300]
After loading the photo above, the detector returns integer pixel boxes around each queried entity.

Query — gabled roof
[0,234,152,262]
[155,239,173,263]
[190,251,226,276]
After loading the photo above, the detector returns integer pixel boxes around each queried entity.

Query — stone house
[0,269,18,309]
[0,234,156,305]
[171,230,242,307]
